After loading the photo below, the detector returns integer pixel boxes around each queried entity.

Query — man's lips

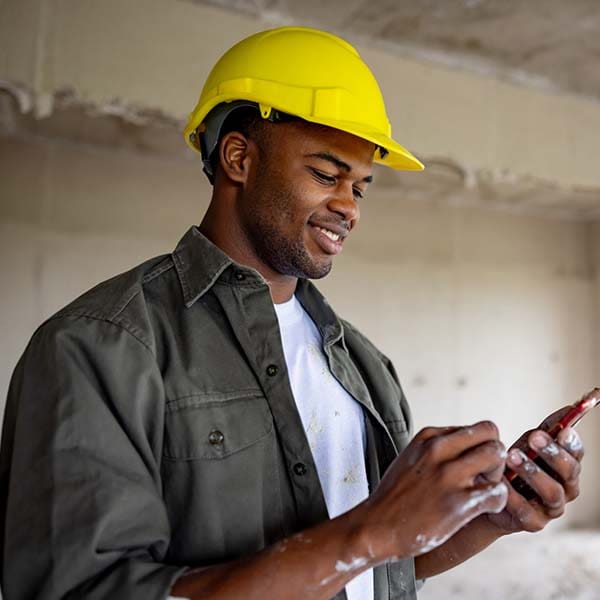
[308,221,349,255]
[308,220,350,242]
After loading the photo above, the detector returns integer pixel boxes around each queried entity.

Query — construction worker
[0,26,584,600]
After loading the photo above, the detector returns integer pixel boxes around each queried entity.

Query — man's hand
[414,406,586,580]
[355,421,509,562]
[487,407,584,534]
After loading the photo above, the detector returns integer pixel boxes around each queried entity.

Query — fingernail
[509,449,523,466]
[530,432,548,450]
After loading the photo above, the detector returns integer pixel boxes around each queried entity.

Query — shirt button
[234,271,246,281]
[266,364,279,377]
[208,430,225,446]
[293,462,307,476]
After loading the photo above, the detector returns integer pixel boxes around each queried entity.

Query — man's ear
[218,131,254,184]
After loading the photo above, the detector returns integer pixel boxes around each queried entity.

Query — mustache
[312,216,351,231]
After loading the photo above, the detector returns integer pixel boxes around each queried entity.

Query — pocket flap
[164,391,273,460]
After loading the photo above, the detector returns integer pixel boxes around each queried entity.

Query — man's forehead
[273,120,376,171]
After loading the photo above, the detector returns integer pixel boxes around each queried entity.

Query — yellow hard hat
[184,26,424,173]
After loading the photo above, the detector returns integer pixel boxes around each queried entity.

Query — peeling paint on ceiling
[185,0,600,102]
[2,87,599,220]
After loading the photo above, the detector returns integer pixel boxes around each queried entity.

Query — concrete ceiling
[193,0,600,101]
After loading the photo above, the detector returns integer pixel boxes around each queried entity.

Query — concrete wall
[2,0,600,564]
[2,132,599,527]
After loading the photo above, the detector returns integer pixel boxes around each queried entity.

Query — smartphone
[505,387,600,500]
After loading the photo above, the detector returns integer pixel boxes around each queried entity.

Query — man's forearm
[414,515,506,579]
[171,506,377,600]
[173,510,504,599]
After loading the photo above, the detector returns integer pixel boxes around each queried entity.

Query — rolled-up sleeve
[0,314,186,600]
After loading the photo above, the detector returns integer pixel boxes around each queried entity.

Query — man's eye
[311,169,336,185]
[353,188,364,200]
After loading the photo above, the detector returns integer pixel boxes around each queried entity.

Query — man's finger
[556,427,585,461]
[449,440,507,486]
[422,421,500,464]
[413,425,462,444]
[506,449,566,518]
[502,478,546,532]
[528,430,582,487]
[456,481,509,520]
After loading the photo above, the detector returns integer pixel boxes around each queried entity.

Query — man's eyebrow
[305,152,373,183]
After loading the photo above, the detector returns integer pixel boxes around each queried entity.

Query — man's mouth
[308,222,348,255]
[314,226,342,242]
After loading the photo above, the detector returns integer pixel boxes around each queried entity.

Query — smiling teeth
[316,226,341,242]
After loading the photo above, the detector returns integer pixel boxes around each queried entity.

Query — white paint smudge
[318,556,369,586]
[335,556,369,573]
[412,484,510,556]
[541,442,560,457]
[412,484,508,557]
[306,410,324,435]
[458,482,508,516]
[292,532,312,545]
[343,465,359,484]
[563,429,583,453]
[415,532,455,555]
[366,544,376,559]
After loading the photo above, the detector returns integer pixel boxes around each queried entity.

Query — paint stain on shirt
[306,410,324,435]
[343,466,359,484]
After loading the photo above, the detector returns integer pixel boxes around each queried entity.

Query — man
[0,26,584,600]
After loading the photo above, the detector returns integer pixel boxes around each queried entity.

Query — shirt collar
[172,226,234,308]
[172,226,345,348]
[295,279,344,348]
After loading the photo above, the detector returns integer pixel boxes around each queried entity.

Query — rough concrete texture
[419,529,600,600]
[194,0,600,100]
[1,0,600,190]
[2,93,600,221]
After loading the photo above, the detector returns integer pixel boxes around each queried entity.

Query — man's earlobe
[219,132,251,184]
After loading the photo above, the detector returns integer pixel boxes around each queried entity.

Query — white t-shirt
[274,294,373,600]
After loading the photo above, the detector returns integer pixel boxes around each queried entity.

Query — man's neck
[198,212,297,305]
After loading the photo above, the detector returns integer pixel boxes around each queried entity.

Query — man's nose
[327,184,360,226]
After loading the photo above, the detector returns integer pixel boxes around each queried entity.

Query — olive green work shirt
[0,226,417,600]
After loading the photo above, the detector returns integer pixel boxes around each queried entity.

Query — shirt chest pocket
[161,390,286,564]
[163,389,274,460]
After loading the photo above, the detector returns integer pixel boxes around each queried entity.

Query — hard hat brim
[299,115,425,171]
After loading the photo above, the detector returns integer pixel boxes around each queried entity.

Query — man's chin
[303,259,333,280]
[276,258,332,280]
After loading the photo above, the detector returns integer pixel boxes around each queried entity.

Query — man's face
[238,121,375,280]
